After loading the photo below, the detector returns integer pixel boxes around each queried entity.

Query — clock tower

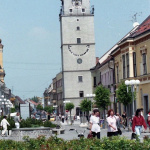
[60,0,96,115]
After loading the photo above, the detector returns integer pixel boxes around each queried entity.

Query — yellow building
[111,15,150,117]
[0,39,5,82]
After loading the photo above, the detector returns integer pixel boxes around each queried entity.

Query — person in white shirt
[89,109,101,139]
[0,116,10,137]
[106,109,120,137]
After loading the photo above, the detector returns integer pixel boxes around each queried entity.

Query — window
[117,66,119,83]
[77,19,79,21]
[143,53,147,75]
[133,52,137,77]
[126,53,129,78]
[77,38,81,44]
[79,91,84,97]
[93,77,96,87]
[77,26,80,30]
[78,76,83,82]
[122,55,126,79]
[82,8,85,12]
[69,9,73,13]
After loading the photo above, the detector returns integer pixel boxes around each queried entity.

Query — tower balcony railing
[59,5,94,17]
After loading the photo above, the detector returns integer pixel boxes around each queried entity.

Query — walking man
[0,116,10,137]
[14,112,21,128]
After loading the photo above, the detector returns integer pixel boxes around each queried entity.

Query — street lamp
[86,94,95,112]
[125,79,140,116]
[0,95,13,116]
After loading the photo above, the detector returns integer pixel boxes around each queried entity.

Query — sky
[0,0,149,100]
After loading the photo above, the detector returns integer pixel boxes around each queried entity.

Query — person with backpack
[147,110,150,133]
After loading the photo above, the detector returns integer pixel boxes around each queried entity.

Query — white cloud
[28,27,49,39]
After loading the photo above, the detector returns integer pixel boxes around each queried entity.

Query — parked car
[50,116,55,121]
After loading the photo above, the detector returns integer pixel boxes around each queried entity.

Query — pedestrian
[147,110,150,133]
[140,108,146,133]
[62,114,65,123]
[89,109,101,139]
[14,112,21,129]
[122,111,127,129]
[106,109,121,137]
[59,114,61,121]
[65,114,68,124]
[132,109,147,137]
[0,116,10,137]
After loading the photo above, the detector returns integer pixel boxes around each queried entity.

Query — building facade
[60,0,96,115]
[111,15,150,118]
[43,72,63,114]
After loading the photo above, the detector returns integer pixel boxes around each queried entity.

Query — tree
[65,103,74,124]
[94,85,111,119]
[36,104,43,119]
[31,96,39,103]
[116,82,133,113]
[80,98,92,122]
[44,106,54,114]
[80,98,92,112]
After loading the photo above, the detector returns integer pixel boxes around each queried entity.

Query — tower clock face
[68,45,90,57]
[72,0,82,7]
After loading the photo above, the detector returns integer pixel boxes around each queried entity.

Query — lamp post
[125,79,140,116]
[86,94,96,112]
[0,95,12,116]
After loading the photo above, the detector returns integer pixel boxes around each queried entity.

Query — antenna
[131,12,142,27]
[131,12,142,23]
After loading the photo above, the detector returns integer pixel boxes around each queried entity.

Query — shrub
[1,136,150,150]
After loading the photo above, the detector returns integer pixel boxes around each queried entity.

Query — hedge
[0,136,150,150]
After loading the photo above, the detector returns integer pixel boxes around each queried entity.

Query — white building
[60,0,96,115]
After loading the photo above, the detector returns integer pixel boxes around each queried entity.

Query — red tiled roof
[130,15,150,37]
[29,100,39,106]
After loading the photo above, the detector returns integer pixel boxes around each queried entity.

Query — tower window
[82,8,85,12]
[79,91,84,97]
[69,9,73,13]
[77,26,80,30]
[78,76,83,82]
[77,38,81,44]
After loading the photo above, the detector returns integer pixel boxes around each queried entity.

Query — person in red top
[147,110,150,133]
[132,109,147,137]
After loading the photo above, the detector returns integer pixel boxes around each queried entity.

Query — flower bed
[0,136,150,150]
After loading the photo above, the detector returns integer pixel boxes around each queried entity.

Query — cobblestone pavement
[0,120,150,141]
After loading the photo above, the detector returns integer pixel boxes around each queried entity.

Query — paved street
[0,120,150,142]
[58,120,149,141]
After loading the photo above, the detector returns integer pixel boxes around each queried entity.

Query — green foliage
[80,98,92,112]
[36,104,43,111]
[43,120,56,128]
[94,85,111,110]
[10,108,16,113]
[20,118,56,128]
[44,106,54,114]
[31,96,39,103]
[65,103,74,111]
[117,82,133,106]
[0,136,150,150]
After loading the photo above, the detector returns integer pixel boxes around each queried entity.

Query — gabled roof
[129,15,150,38]
[15,96,25,104]
[29,100,39,106]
